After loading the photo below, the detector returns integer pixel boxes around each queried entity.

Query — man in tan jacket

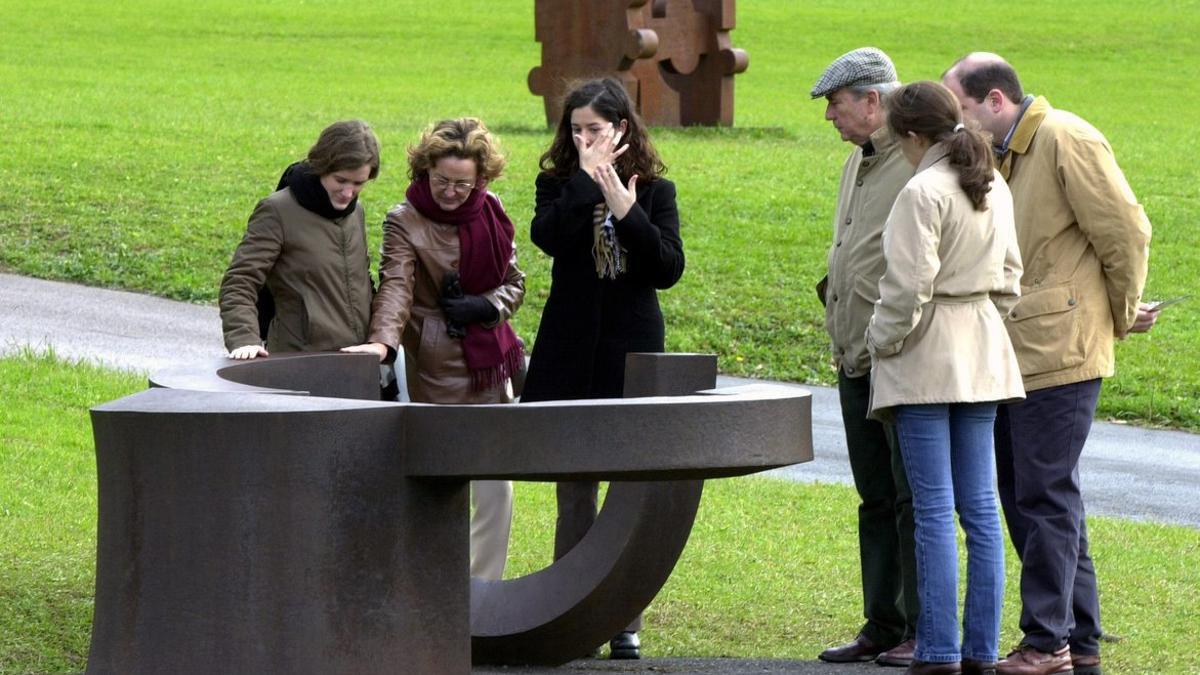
[944,53,1155,675]
[810,47,918,667]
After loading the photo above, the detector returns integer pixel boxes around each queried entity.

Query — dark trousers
[838,371,919,646]
[555,481,642,633]
[994,379,1103,656]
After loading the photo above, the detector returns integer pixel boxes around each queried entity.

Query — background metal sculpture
[528,0,749,127]
[88,352,811,673]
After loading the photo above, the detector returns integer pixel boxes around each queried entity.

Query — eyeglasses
[430,174,476,194]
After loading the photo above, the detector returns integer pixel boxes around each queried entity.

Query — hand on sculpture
[595,163,638,220]
[574,126,628,177]
[340,342,389,362]
[228,344,268,360]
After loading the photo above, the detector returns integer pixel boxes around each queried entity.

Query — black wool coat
[521,170,685,402]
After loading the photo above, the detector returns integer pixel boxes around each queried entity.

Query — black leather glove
[440,272,498,336]
[442,273,466,339]
[440,293,499,326]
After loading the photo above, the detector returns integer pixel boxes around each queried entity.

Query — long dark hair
[538,77,665,182]
[886,81,994,210]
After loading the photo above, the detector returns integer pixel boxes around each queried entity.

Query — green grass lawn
[1,1,1197,428]
[2,352,1199,673]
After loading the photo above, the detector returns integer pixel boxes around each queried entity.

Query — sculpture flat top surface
[88,352,812,673]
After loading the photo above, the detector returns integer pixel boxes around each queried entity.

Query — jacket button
[856,179,864,187]
[845,217,852,225]
[845,366,856,374]
[836,240,842,247]
[861,161,871,168]
[832,294,839,302]
[1068,298,1077,306]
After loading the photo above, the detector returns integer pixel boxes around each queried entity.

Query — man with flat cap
[811,46,918,668]
[943,52,1154,675]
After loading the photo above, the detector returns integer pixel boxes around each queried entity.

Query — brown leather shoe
[962,659,998,675]
[996,645,1073,674]
[877,638,917,666]
[1072,652,1101,675]
[818,633,886,663]
[906,660,962,674]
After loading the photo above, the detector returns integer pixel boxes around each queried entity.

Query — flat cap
[811,47,899,99]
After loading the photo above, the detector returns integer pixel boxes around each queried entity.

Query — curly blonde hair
[407,118,506,183]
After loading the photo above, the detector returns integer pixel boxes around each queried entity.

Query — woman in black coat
[521,77,684,659]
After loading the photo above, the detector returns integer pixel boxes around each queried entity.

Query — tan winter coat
[367,199,525,404]
[999,97,1151,392]
[220,188,372,354]
[824,125,914,378]
[867,147,1025,419]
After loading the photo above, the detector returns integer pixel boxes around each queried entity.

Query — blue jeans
[896,403,1004,664]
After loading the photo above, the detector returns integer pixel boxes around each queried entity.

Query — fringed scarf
[592,203,626,279]
[406,179,524,391]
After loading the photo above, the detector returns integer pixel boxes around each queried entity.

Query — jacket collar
[867,124,899,154]
[1007,95,1050,156]
[998,96,1050,179]
[916,141,951,173]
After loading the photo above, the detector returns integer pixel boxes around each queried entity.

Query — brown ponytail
[886,81,995,210]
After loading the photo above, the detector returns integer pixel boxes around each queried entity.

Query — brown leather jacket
[367,199,525,404]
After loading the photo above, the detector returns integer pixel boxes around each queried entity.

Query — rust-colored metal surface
[87,352,811,673]
[529,0,749,127]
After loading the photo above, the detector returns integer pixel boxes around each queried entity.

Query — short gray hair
[849,81,901,99]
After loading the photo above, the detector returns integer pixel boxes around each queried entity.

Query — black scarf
[277,161,358,220]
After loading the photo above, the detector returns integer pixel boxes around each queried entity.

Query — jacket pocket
[414,315,450,380]
[1005,284,1084,377]
[270,292,309,349]
[297,291,312,345]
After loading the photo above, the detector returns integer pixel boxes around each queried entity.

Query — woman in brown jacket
[220,120,380,359]
[866,82,1024,675]
[343,118,525,581]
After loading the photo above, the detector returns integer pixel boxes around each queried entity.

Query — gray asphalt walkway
[3,272,1198,528]
[473,657,880,674]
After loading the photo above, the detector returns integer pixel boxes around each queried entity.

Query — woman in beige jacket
[866,82,1024,675]
[343,118,525,581]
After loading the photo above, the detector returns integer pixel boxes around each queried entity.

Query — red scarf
[406,178,524,391]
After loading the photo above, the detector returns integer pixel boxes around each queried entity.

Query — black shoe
[609,631,640,659]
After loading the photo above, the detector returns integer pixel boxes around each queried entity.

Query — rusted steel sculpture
[87,352,811,673]
[528,0,750,126]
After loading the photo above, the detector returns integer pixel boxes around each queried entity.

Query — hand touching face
[570,105,629,176]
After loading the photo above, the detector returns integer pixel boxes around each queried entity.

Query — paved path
[473,657,880,674]
[3,272,1198,528]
